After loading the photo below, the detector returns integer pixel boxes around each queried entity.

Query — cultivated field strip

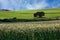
[0,20,60,31]
[0,21,60,40]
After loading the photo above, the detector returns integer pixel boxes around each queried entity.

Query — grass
[0,21,60,40]
[0,8,60,19]
[0,8,60,40]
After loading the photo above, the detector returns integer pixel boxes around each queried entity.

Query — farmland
[0,20,60,40]
[0,8,60,40]
[0,8,60,19]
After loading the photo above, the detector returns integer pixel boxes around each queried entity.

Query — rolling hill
[0,8,60,19]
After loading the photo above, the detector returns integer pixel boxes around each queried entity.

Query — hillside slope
[0,8,60,19]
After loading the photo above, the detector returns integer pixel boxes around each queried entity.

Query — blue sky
[0,0,60,10]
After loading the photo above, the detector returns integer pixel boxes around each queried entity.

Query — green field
[0,21,60,40]
[0,8,60,40]
[0,8,60,19]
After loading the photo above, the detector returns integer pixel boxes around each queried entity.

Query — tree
[34,11,45,18]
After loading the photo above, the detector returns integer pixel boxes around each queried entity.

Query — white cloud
[26,0,48,10]
[0,0,23,10]
[0,0,49,10]
[0,0,60,10]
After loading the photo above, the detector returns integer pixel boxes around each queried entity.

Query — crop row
[0,22,60,40]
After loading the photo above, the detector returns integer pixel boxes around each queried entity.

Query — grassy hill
[0,8,60,19]
[0,8,60,40]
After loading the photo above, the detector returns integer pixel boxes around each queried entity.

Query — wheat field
[0,20,60,40]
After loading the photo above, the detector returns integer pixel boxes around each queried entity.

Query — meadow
[0,8,60,40]
[0,8,60,19]
[0,20,60,40]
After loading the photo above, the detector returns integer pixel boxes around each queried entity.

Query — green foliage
[0,22,60,40]
[0,8,60,19]
[0,28,60,40]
